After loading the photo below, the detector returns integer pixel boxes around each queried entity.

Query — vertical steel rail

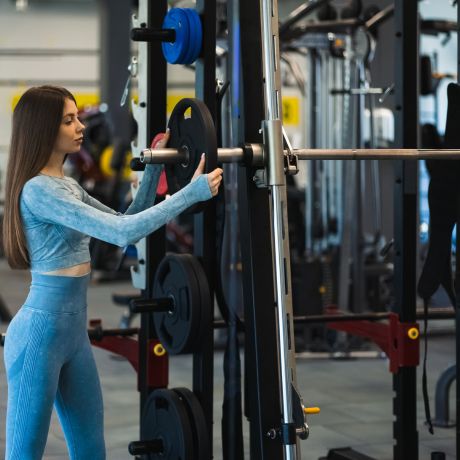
[259,0,299,458]
[142,0,168,414]
[393,1,419,458]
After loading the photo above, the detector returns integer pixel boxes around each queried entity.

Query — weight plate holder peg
[166,98,218,214]
[129,388,193,459]
[173,387,210,460]
[152,253,211,355]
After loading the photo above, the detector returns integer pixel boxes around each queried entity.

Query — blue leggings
[3,273,105,460]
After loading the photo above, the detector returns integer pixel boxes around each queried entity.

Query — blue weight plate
[162,8,190,64]
[190,10,203,62]
[182,9,202,64]
[180,9,195,65]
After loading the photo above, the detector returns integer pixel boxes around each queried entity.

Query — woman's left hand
[154,129,170,149]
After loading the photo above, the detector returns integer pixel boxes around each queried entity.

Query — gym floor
[0,259,456,460]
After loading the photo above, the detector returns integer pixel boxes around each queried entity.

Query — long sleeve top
[19,165,212,273]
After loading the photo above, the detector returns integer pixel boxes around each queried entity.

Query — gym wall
[0,0,99,204]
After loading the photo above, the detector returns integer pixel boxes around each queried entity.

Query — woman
[2,85,223,460]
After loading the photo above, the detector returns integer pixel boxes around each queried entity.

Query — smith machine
[85,1,460,460]
[0,1,456,459]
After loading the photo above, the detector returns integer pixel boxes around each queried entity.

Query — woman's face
[53,98,85,156]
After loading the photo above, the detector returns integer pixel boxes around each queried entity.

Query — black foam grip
[420,55,433,96]
[444,83,460,149]
[418,83,460,303]
[425,83,460,180]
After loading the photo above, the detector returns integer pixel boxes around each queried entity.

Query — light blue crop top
[19,165,212,273]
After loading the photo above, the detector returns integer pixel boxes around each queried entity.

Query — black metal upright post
[237,1,283,458]
[138,0,168,413]
[456,214,460,460]
[393,1,419,459]
[99,0,132,141]
[456,4,460,456]
[193,0,217,457]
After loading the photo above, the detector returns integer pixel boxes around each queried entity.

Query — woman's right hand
[192,153,223,197]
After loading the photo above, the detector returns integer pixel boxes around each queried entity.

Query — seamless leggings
[3,273,105,460]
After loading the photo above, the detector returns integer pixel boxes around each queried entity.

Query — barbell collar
[131,27,176,43]
[141,148,188,165]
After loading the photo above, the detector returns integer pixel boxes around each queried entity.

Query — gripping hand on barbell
[192,153,223,197]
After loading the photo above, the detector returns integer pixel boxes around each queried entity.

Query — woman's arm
[124,164,163,215]
[72,164,164,216]
[21,174,211,247]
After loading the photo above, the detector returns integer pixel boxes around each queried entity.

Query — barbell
[137,98,460,183]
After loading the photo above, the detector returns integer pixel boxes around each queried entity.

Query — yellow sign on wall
[167,93,194,115]
[282,96,300,126]
[12,91,300,127]
[12,92,99,111]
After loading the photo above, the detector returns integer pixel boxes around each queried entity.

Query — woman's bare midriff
[43,262,91,277]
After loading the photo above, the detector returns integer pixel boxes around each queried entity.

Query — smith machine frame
[129,0,459,459]
[131,0,218,453]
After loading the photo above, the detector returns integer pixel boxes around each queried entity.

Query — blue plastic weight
[162,8,190,64]
[185,9,202,64]
[181,9,196,65]
[180,9,202,64]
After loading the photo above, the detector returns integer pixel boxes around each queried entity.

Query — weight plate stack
[141,389,193,459]
[186,254,212,341]
[173,388,210,459]
[183,9,202,64]
[153,253,211,354]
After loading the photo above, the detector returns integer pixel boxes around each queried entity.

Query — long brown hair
[2,85,76,269]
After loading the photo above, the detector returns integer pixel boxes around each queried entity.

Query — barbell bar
[141,146,460,168]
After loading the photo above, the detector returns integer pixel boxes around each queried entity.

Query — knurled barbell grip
[131,27,176,43]
[129,297,174,314]
[128,439,163,455]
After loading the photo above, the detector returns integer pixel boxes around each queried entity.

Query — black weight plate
[141,389,193,460]
[173,388,210,460]
[173,254,204,352]
[153,254,202,354]
[185,255,212,342]
[166,98,217,214]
